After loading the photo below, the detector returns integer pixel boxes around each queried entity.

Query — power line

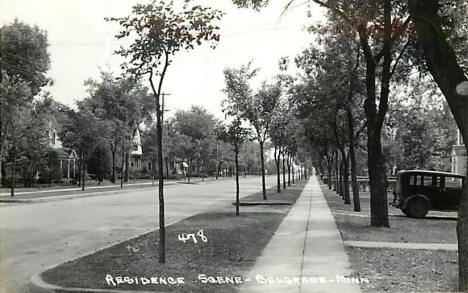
[0,61,36,77]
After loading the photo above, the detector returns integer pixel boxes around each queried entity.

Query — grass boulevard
[37,180,307,293]
[321,182,459,292]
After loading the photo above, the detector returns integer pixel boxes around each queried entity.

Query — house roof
[53,147,77,159]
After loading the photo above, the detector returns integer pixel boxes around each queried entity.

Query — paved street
[0,176,275,293]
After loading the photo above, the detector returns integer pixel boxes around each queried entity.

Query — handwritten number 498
[178,229,208,243]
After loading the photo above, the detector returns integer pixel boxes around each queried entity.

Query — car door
[421,174,443,208]
[444,176,463,209]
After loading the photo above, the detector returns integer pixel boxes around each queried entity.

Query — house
[129,127,143,170]
[47,117,78,180]
[451,130,467,175]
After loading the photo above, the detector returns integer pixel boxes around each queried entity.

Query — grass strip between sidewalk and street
[40,180,307,293]
[320,182,458,292]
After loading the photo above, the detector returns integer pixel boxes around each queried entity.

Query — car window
[423,175,434,186]
[408,175,423,186]
[415,175,422,186]
[446,177,463,188]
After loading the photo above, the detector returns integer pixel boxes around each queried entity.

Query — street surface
[0,176,274,293]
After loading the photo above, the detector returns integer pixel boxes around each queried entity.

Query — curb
[29,273,158,293]
[0,185,159,204]
[28,218,185,293]
[0,177,236,204]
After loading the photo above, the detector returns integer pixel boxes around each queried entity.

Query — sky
[0,0,326,119]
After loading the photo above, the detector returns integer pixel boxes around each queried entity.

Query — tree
[0,20,51,187]
[406,1,468,289]
[172,106,217,183]
[215,119,250,215]
[223,64,281,200]
[4,96,51,196]
[270,100,290,193]
[235,0,414,227]
[108,0,223,263]
[59,107,106,191]
[82,73,154,184]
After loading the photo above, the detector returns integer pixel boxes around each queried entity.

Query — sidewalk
[240,176,361,293]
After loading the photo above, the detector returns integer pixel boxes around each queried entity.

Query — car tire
[407,196,429,218]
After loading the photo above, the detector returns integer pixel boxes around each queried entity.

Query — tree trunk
[125,151,129,183]
[349,141,361,211]
[366,128,389,227]
[165,157,169,180]
[120,134,125,189]
[235,148,240,216]
[340,149,351,205]
[348,110,361,212]
[81,155,86,191]
[0,143,3,188]
[259,141,267,200]
[282,153,286,190]
[1,162,6,188]
[458,156,468,291]
[334,150,339,192]
[111,145,116,184]
[188,159,192,183]
[274,146,281,193]
[407,0,468,289]
[291,157,295,184]
[358,3,391,227]
[339,159,344,199]
[10,156,16,197]
[287,155,291,187]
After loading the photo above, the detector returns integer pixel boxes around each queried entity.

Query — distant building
[451,130,466,175]
[129,127,143,170]
[47,117,78,180]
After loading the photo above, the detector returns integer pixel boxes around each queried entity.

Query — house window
[133,145,138,151]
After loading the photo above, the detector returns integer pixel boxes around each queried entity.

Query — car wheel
[407,197,429,218]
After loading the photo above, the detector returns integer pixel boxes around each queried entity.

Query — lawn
[320,182,459,292]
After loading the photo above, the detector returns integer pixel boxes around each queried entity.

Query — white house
[451,130,467,175]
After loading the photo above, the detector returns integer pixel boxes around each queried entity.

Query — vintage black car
[393,170,465,218]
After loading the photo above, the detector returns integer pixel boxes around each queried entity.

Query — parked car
[392,170,465,218]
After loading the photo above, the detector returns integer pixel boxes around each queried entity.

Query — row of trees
[232,0,468,290]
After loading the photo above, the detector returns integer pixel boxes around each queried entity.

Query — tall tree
[172,106,216,183]
[108,0,222,263]
[223,64,280,199]
[59,106,106,191]
[82,73,153,184]
[0,20,51,187]
[406,0,468,289]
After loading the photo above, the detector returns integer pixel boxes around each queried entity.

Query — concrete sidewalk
[240,176,361,293]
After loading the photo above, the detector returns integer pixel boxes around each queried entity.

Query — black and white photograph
[0,0,468,292]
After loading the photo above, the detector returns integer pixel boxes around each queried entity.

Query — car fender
[402,194,431,210]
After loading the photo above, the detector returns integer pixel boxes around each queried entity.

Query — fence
[321,175,397,193]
